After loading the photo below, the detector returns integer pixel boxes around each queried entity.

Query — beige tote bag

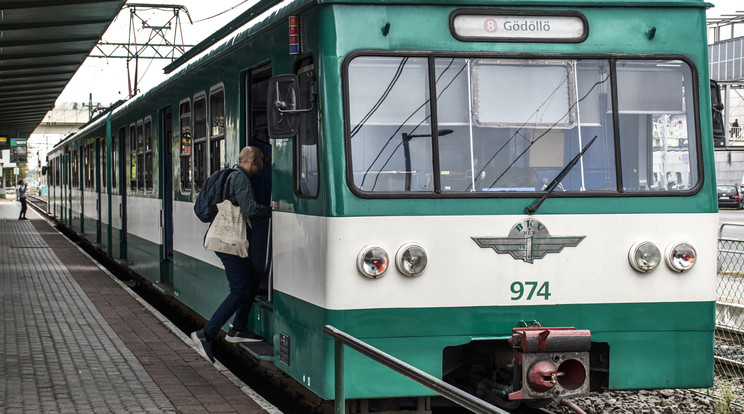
[203,200,250,258]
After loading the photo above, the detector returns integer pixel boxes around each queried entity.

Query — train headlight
[357,245,389,278]
[665,241,696,272]
[395,243,428,277]
[628,241,661,272]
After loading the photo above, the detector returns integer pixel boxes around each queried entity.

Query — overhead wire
[192,0,253,23]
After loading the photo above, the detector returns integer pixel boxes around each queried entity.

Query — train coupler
[507,327,591,401]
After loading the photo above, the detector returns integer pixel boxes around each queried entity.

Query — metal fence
[714,227,744,405]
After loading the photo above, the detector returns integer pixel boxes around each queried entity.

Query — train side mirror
[267,74,316,138]
[268,75,300,138]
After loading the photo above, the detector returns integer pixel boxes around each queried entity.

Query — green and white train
[47,0,716,410]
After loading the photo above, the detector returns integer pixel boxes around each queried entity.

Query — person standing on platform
[17,180,28,220]
[191,146,271,363]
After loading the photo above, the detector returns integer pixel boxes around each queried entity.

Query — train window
[249,67,270,144]
[130,124,137,191]
[295,56,319,197]
[348,56,433,192]
[72,149,79,188]
[89,144,95,189]
[137,121,145,192]
[616,60,698,191]
[209,86,226,173]
[179,99,192,193]
[101,140,106,189]
[144,117,153,192]
[193,94,207,192]
[83,145,88,189]
[434,58,615,193]
[114,128,123,190]
[83,145,90,189]
[346,55,698,196]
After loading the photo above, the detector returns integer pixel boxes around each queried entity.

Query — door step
[153,282,174,296]
[239,341,274,361]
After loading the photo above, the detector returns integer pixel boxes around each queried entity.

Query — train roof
[165,0,711,73]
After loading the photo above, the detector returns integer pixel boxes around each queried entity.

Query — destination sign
[451,12,587,42]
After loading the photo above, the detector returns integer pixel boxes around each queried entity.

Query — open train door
[246,64,273,293]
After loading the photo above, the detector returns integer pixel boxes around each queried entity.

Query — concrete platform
[0,200,279,413]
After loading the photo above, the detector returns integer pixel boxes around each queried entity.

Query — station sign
[451,11,587,43]
[10,138,27,163]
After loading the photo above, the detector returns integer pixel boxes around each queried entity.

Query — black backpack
[193,167,240,223]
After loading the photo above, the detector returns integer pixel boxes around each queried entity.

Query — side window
[90,144,95,189]
[91,144,96,188]
[179,100,192,193]
[193,94,207,191]
[83,145,90,189]
[137,121,145,192]
[295,57,319,197]
[144,117,153,192]
[210,87,226,173]
[248,66,271,144]
[100,140,106,189]
[114,128,122,190]
[130,124,137,191]
[72,149,79,188]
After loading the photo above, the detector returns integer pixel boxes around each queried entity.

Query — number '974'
[510,281,551,300]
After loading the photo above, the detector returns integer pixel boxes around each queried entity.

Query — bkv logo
[472,219,584,263]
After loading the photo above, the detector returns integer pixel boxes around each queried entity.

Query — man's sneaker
[225,328,263,343]
[190,330,215,363]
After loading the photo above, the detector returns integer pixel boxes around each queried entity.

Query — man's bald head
[239,146,264,176]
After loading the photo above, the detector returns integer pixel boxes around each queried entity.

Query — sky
[56,0,258,105]
[708,0,742,17]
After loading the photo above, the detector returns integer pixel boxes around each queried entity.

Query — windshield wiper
[525,135,598,215]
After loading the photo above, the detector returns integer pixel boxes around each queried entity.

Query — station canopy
[0,0,126,141]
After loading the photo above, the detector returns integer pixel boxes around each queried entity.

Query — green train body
[47,0,716,409]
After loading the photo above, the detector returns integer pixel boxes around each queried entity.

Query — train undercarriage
[443,325,609,410]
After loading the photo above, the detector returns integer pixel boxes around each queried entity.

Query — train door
[159,106,174,288]
[95,139,102,244]
[64,151,70,225]
[119,126,129,260]
[246,64,273,287]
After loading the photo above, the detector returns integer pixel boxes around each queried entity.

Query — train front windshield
[346,56,699,195]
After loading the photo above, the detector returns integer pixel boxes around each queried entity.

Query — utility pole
[89,4,194,98]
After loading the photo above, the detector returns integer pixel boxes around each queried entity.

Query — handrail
[323,325,510,414]
[719,222,744,239]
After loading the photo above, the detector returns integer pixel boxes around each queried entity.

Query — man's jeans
[204,252,260,340]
